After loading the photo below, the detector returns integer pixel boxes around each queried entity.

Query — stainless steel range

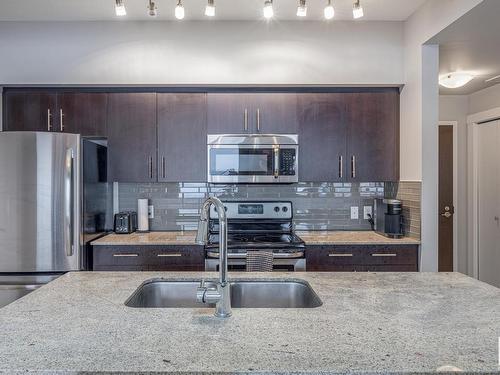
[204,201,306,272]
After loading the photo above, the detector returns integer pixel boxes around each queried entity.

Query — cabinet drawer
[93,246,147,268]
[363,245,418,265]
[149,246,205,271]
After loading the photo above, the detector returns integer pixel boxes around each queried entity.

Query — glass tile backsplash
[117,182,384,231]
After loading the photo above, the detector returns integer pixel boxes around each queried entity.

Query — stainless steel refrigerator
[0,132,111,307]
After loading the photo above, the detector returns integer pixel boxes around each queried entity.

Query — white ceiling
[0,0,426,21]
[430,0,500,95]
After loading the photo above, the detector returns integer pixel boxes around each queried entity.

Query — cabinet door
[3,91,57,132]
[59,93,108,136]
[157,93,207,182]
[346,91,399,182]
[207,93,252,134]
[249,93,298,133]
[107,93,157,182]
[297,93,346,182]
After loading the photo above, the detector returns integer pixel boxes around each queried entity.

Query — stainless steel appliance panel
[0,132,81,272]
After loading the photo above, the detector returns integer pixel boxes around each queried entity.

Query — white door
[478,120,500,288]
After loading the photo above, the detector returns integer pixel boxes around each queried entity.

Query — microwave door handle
[273,147,280,179]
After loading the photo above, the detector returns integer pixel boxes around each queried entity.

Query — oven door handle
[206,251,304,259]
[273,146,280,179]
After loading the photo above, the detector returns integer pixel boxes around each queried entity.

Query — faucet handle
[197,279,207,303]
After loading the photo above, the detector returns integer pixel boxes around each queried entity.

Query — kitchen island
[0,271,498,374]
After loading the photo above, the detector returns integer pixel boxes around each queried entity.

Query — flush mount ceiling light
[439,72,474,89]
[297,0,307,17]
[324,0,334,19]
[115,0,127,16]
[147,0,157,17]
[205,0,216,17]
[175,0,185,19]
[263,0,274,19]
[352,0,363,19]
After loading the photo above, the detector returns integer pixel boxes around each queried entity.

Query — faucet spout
[195,197,231,318]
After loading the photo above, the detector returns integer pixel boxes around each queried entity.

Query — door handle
[339,155,343,179]
[256,108,261,132]
[64,149,75,257]
[47,109,52,131]
[244,109,248,131]
[60,108,65,132]
[441,212,452,218]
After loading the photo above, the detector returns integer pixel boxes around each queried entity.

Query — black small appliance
[114,212,137,234]
[374,199,403,238]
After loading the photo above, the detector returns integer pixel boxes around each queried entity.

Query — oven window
[210,148,273,176]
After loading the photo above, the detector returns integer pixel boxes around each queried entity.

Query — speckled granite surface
[0,272,498,374]
[92,231,420,246]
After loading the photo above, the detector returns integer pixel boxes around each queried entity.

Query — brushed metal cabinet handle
[351,155,356,179]
[113,253,139,257]
[256,108,261,132]
[157,253,182,257]
[47,109,52,131]
[244,108,248,131]
[148,156,153,179]
[339,155,343,179]
[371,253,397,257]
[161,157,166,179]
[329,253,353,257]
[60,108,64,132]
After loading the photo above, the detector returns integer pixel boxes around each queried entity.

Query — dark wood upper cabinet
[345,91,400,182]
[157,93,207,182]
[107,93,157,183]
[3,91,57,132]
[298,93,346,182]
[207,93,252,134]
[207,93,297,134]
[248,93,298,134]
[59,93,108,136]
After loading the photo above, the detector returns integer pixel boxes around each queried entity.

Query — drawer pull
[329,253,353,257]
[371,253,397,257]
[112,253,139,257]
[157,253,183,257]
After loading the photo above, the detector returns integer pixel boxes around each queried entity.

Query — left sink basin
[125,279,217,308]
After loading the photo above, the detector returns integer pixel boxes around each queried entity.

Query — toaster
[114,212,138,234]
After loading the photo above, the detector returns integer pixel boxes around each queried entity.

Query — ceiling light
[175,0,185,20]
[353,0,363,19]
[147,0,157,17]
[439,72,474,89]
[263,0,274,19]
[205,0,216,17]
[324,0,334,19]
[115,0,126,16]
[297,0,307,17]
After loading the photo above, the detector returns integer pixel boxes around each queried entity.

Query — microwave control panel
[280,149,296,176]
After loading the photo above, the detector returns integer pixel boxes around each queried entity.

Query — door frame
[438,121,458,271]
[467,107,500,279]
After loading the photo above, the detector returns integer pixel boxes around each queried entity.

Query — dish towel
[246,250,274,272]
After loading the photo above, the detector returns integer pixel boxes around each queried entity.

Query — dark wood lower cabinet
[306,244,419,272]
[92,245,205,271]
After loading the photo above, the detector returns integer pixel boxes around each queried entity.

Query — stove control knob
[274,206,280,213]
[282,206,288,213]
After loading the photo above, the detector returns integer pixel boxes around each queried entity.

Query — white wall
[401,0,482,271]
[439,95,469,274]
[0,21,404,85]
[468,83,500,114]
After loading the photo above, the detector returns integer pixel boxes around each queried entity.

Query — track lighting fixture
[263,0,274,19]
[324,0,334,19]
[115,0,126,16]
[296,0,307,17]
[147,0,157,17]
[175,0,185,19]
[353,0,364,19]
[205,0,216,17]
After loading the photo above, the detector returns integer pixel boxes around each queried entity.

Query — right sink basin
[125,279,323,309]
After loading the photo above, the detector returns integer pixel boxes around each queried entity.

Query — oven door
[208,145,298,183]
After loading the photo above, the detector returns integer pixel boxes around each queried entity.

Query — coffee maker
[374,199,404,238]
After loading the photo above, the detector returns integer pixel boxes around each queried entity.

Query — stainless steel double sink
[125,279,322,309]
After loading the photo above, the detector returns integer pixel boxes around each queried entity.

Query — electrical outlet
[363,206,373,220]
[350,206,359,220]
[148,205,154,219]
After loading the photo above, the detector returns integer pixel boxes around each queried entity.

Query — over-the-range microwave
[207,134,298,183]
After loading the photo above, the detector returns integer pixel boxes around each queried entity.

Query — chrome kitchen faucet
[195,197,232,318]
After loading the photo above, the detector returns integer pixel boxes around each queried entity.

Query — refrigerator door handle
[64,149,75,257]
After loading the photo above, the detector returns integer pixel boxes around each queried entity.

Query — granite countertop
[92,231,420,246]
[0,271,499,374]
